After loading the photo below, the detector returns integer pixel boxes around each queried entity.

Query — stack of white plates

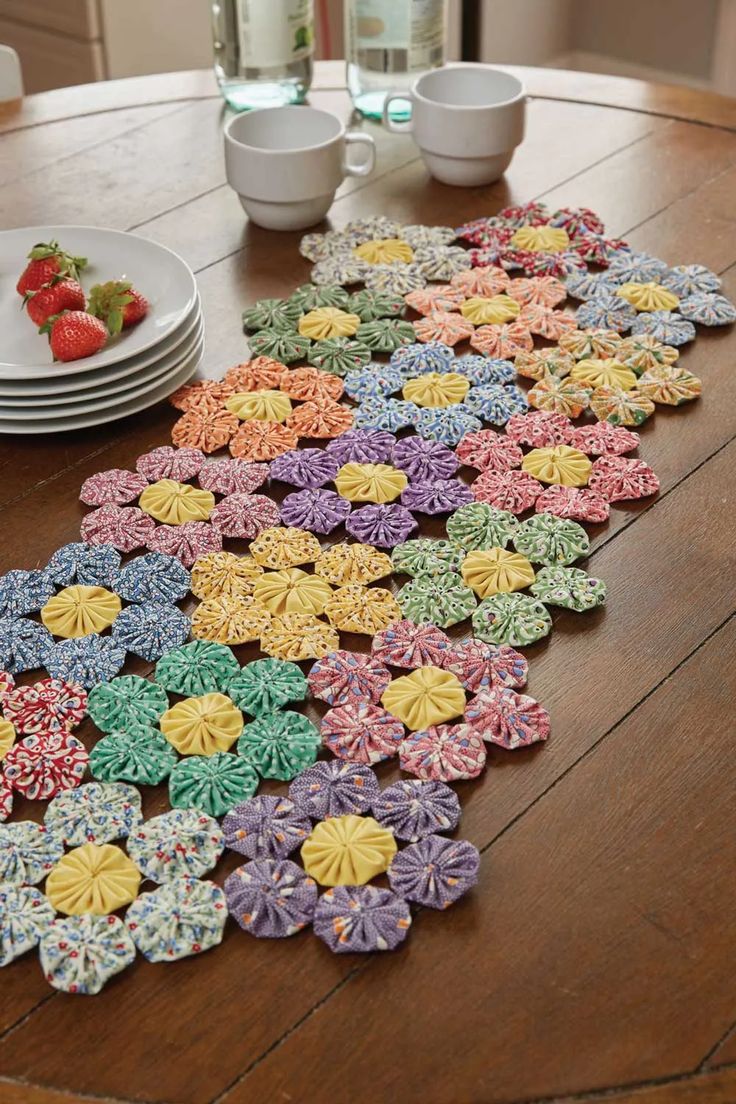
[0,226,202,434]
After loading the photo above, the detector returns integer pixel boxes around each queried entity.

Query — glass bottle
[344,0,446,121]
[212,0,315,112]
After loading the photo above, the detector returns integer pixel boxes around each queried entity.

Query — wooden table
[1,62,736,1104]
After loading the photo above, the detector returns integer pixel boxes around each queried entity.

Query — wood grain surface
[0,64,734,1104]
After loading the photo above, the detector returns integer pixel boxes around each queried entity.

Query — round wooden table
[1,64,736,1104]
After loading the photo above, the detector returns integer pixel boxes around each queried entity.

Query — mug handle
[382,92,413,133]
[343,132,376,178]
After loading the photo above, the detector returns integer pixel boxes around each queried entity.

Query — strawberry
[88,280,149,335]
[25,279,86,327]
[16,240,87,296]
[42,311,108,362]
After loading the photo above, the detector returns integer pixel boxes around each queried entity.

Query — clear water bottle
[212,0,315,111]
[345,0,446,121]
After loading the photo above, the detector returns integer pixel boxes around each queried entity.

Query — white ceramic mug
[383,65,525,187]
[224,106,376,231]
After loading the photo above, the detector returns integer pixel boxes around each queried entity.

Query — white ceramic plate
[0,340,203,435]
[0,330,204,421]
[0,318,203,409]
[0,226,197,379]
[0,298,202,398]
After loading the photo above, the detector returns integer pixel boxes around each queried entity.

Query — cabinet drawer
[0,0,100,39]
[0,18,105,93]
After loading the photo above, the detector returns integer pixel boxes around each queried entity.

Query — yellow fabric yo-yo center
[41,584,121,638]
[510,225,570,253]
[45,843,141,916]
[301,814,397,886]
[334,462,408,503]
[570,358,638,391]
[139,479,215,524]
[298,306,361,341]
[522,445,592,487]
[461,547,536,598]
[0,718,15,760]
[160,691,244,755]
[616,282,680,313]
[402,371,470,408]
[382,666,466,731]
[353,238,414,265]
[253,567,333,616]
[460,294,521,325]
[225,390,293,423]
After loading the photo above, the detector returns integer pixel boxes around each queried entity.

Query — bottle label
[237,0,314,68]
[348,0,444,66]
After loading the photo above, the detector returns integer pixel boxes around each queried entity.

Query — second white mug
[383,64,526,187]
[224,106,376,231]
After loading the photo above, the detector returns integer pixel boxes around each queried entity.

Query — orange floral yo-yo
[413,311,474,346]
[169,378,234,412]
[229,419,299,461]
[171,408,239,453]
[279,367,344,402]
[286,399,353,439]
[225,356,287,392]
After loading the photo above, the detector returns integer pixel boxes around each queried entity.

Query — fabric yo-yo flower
[222,794,311,861]
[225,389,293,423]
[116,551,190,605]
[320,701,404,764]
[253,567,333,617]
[334,462,408,504]
[224,858,318,938]
[160,692,244,756]
[505,411,574,448]
[39,913,136,994]
[45,842,141,915]
[190,595,270,645]
[228,419,298,461]
[530,565,607,611]
[169,752,259,817]
[326,428,396,465]
[3,731,88,800]
[382,666,466,731]
[0,821,64,885]
[372,778,461,842]
[391,537,464,577]
[289,760,380,820]
[301,814,397,886]
[371,619,452,669]
[40,585,121,639]
[146,521,222,569]
[313,884,411,954]
[443,639,528,693]
[446,501,519,551]
[589,384,655,427]
[345,503,418,548]
[307,649,391,707]
[465,685,550,748]
[89,725,177,786]
[46,542,121,590]
[0,884,56,967]
[324,583,401,635]
[227,657,307,715]
[527,376,592,418]
[521,445,592,487]
[126,808,224,882]
[534,484,610,523]
[237,712,320,781]
[513,512,590,566]
[471,469,542,514]
[456,429,523,472]
[190,550,263,599]
[279,488,351,535]
[472,592,552,647]
[270,448,340,489]
[391,436,459,482]
[138,479,214,525]
[314,542,392,587]
[136,444,206,482]
[154,639,239,696]
[260,612,339,661]
[111,602,190,662]
[388,834,480,909]
[399,723,486,782]
[209,492,280,539]
[397,574,477,629]
[249,527,321,569]
[3,677,87,737]
[588,454,660,501]
[44,781,141,847]
[86,674,168,733]
[79,468,148,507]
[124,875,227,963]
[461,548,535,598]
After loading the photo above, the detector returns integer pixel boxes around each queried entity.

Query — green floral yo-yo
[89,725,177,786]
[472,592,552,647]
[155,641,239,696]
[242,297,301,333]
[87,675,169,734]
[513,513,590,567]
[307,336,372,376]
[356,319,415,353]
[348,289,406,322]
[289,283,350,312]
[248,329,311,365]
[237,713,320,781]
[169,752,259,817]
[446,502,519,551]
[227,658,308,716]
[530,565,607,611]
[397,573,477,629]
[391,538,464,578]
